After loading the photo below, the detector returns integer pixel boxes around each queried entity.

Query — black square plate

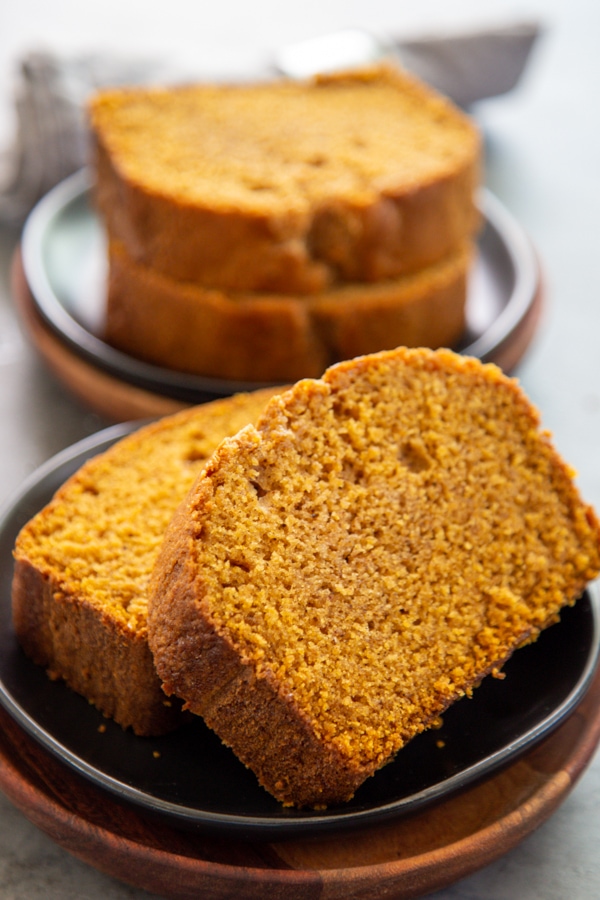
[0,425,598,839]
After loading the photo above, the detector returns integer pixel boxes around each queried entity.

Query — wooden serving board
[1,658,599,900]
[11,248,544,424]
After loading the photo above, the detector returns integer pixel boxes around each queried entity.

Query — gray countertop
[1,1,600,897]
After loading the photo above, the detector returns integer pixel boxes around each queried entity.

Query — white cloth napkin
[0,21,542,226]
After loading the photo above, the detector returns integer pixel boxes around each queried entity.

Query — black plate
[1,426,597,840]
[20,169,540,404]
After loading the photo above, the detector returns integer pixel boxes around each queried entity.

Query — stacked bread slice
[148,347,600,806]
[88,65,482,382]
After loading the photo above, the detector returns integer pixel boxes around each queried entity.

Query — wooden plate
[1,655,599,900]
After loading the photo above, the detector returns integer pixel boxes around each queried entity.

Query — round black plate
[20,170,540,404]
[0,426,597,839]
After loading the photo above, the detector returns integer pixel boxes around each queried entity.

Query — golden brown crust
[11,388,280,735]
[148,347,600,805]
[89,65,481,293]
[105,239,470,381]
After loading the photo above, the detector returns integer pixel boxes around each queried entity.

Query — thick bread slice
[148,347,600,806]
[106,238,472,382]
[89,65,481,293]
[12,388,279,735]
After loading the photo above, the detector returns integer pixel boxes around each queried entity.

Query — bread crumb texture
[12,388,278,734]
[149,347,600,806]
[90,68,477,214]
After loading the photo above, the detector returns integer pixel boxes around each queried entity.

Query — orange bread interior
[148,348,600,806]
[105,237,472,382]
[12,388,279,735]
[89,65,481,293]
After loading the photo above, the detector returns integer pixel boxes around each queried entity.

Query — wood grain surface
[0,655,599,900]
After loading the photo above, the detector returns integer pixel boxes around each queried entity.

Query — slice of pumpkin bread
[12,388,279,735]
[106,237,471,382]
[148,347,600,805]
[89,64,481,293]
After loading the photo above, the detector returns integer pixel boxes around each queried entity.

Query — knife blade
[273,21,543,106]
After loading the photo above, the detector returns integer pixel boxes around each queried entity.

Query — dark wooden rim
[0,650,598,900]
